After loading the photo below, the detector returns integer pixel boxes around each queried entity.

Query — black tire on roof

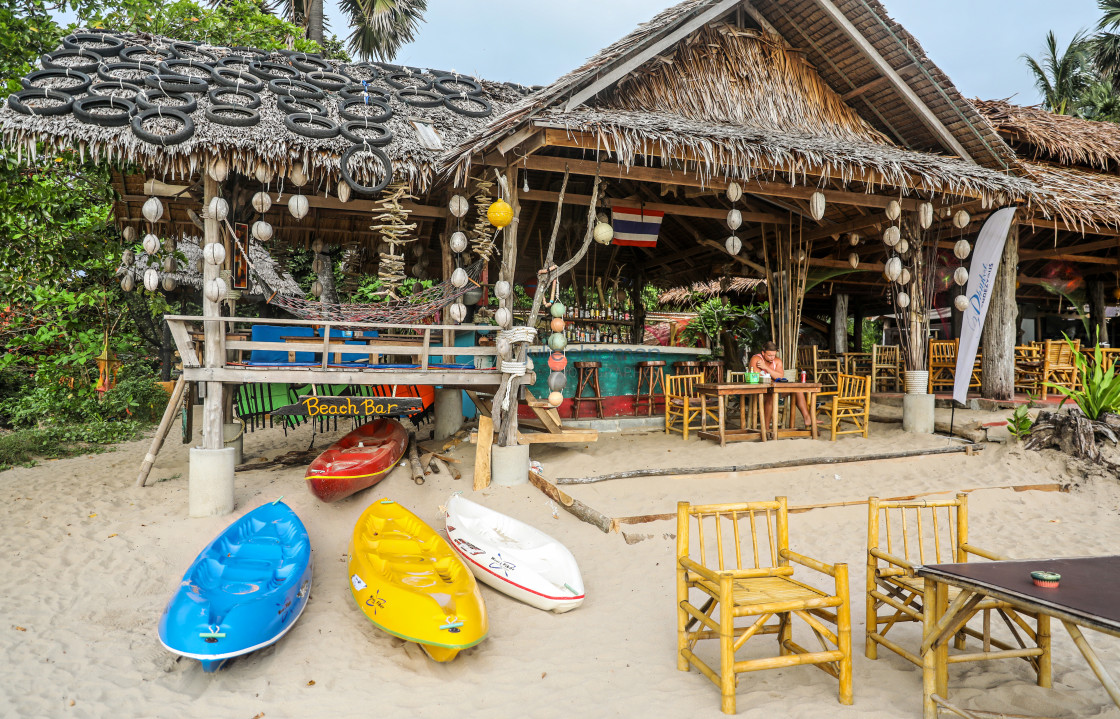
[135,88,199,114]
[73,95,136,127]
[22,68,92,96]
[340,144,393,197]
[62,32,124,58]
[89,80,141,98]
[394,87,442,108]
[338,96,393,123]
[144,73,208,94]
[340,120,394,146]
[432,75,482,96]
[283,112,340,139]
[205,104,261,127]
[304,71,349,92]
[7,88,74,116]
[277,96,328,116]
[96,61,158,83]
[442,93,492,118]
[40,48,100,74]
[207,86,262,110]
[131,107,195,146]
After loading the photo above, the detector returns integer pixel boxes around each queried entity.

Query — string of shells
[725,181,742,255]
[469,178,496,261]
[371,182,417,298]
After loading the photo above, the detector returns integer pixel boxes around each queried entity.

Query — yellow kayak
[348,498,488,661]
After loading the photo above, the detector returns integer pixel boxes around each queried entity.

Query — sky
[320,0,1103,105]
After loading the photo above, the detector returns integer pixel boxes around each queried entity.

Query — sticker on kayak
[351,574,367,591]
[489,555,516,576]
[453,537,486,556]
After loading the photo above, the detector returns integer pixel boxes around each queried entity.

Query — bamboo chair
[816,374,871,441]
[866,494,1051,688]
[726,371,746,383]
[796,346,815,374]
[928,339,980,393]
[1014,345,1042,395]
[677,498,852,714]
[665,373,717,441]
[812,348,842,391]
[1038,339,1081,399]
[870,344,901,392]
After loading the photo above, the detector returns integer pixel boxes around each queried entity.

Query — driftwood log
[1024,409,1120,465]
[528,471,614,534]
[407,432,425,485]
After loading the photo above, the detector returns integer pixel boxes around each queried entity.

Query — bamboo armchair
[812,348,842,391]
[870,344,901,392]
[1014,345,1042,394]
[665,373,717,441]
[726,370,746,383]
[816,374,871,441]
[1037,339,1081,399]
[796,346,815,373]
[677,498,852,714]
[865,494,1051,687]
[928,339,980,393]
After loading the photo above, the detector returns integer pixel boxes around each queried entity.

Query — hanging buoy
[254,162,272,185]
[953,294,969,312]
[142,196,163,223]
[547,390,564,407]
[209,197,229,222]
[288,194,309,220]
[954,267,969,286]
[203,243,226,266]
[726,208,742,231]
[161,276,177,292]
[953,210,971,229]
[495,307,512,328]
[848,252,859,269]
[548,371,567,392]
[725,235,742,255]
[954,239,971,260]
[550,317,565,332]
[337,181,351,203]
[449,302,468,323]
[290,162,308,187]
[208,158,229,183]
[451,267,469,288]
[142,233,160,256]
[494,280,511,299]
[896,291,910,309]
[449,194,470,218]
[885,256,902,282]
[411,263,425,279]
[548,352,567,371]
[142,268,159,292]
[252,220,273,242]
[593,221,614,245]
[310,280,323,298]
[121,249,135,267]
[549,301,566,318]
[311,257,325,274]
[120,274,135,292]
[898,268,911,285]
[919,202,934,229]
[810,191,826,221]
[883,226,900,247]
[449,231,468,253]
[726,181,742,203]
[885,199,901,221]
[162,256,176,273]
[548,332,567,351]
[496,337,512,360]
[252,191,272,214]
[897,238,910,255]
[122,226,138,243]
[487,199,513,228]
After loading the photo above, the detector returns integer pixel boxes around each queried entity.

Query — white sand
[3,416,1120,719]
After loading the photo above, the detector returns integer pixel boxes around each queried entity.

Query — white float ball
[252,191,272,214]
[449,194,470,218]
[953,210,971,229]
[204,278,227,303]
[310,280,323,298]
[495,307,513,328]
[725,235,742,255]
[208,197,229,222]
[449,231,468,253]
[494,280,511,299]
[451,267,469,288]
[954,267,969,286]
[208,158,229,182]
[848,233,860,246]
[593,221,614,245]
[726,181,742,203]
[252,220,273,242]
[954,240,971,260]
[953,294,969,312]
[496,337,512,360]
[289,162,308,187]
[122,226,137,242]
[449,302,468,323]
[288,194,309,220]
[726,208,742,231]
[898,268,911,285]
[142,233,160,256]
[896,291,910,309]
[884,256,902,282]
[337,181,351,203]
[810,191,826,221]
[883,226,900,247]
[120,274,135,292]
[121,249,135,267]
[848,252,859,269]
[885,199,901,221]
[919,202,934,229]
[161,276,177,292]
[897,239,910,255]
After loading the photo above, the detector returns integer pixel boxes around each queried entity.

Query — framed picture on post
[232,222,249,290]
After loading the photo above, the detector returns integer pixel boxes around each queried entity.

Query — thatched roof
[657,276,764,305]
[446,0,1025,200]
[0,30,529,194]
[975,99,1120,171]
[120,235,303,298]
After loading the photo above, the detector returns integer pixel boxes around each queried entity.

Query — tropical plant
[1007,400,1035,440]
[1045,337,1120,420]
[1093,0,1120,89]
[681,299,769,354]
[339,0,427,61]
[1022,30,1095,115]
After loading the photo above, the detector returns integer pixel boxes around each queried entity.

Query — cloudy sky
[323,0,1103,104]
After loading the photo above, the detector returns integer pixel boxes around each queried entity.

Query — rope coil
[498,327,537,344]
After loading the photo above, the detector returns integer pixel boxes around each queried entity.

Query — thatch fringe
[975,99,1120,171]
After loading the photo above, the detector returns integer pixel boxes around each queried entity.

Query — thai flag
[611,206,664,247]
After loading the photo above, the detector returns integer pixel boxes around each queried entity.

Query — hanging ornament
[548,332,567,351]
[547,351,567,372]
[288,194,309,220]
[883,226,900,247]
[122,226,138,243]
[449,231,469,253]
[953,294,969,312]
[203,243,226,266]
[162,256,176,273]
[954,267,969,286]
[954,239,971,260]
[252,220,273,242]
[548,371,567,392]
[312,238,325,253]
[451,267,469,288]
[337,181,351,203]
[449,194,470,218]
[848,234,860,247]
[726,209,742,231]
[449,302,468,323]
[143,268,159,292]
[810,191,826,221]
[290,162,308,187]
[208,158,229,183]
[142,196,163,223]
[593,221,614,245]
[495,307,513,328]
[411,263,426,279]
[120,274,135,292]
[252,191,272,214]
[884,257,902,282]
[885,199,901,221]
[254,162,272,185]
[209,197,229,222]
[496,337,512,360]
[548,390,564,407]
[898,268,911,285]
[549,301,566,318]
[205,277,228,302]
[494,280,511,300]
[161,276,177,292]
[487,199,513,228]
[142,233,160,256]
[919,202,934,229]
[896,291,910,309]
[311,257,325,274]
[548,317,564,334]
[725,235,742,255]
[310,280,323,298]
[726,181,742,203]
[848,252,860,269]
[953,210,971,229]
[121,249,135,267]
[897,238,910,255]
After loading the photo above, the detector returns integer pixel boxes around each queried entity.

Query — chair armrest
[961,543,1007,561]
[869,547,917,574]
[678,556,720,582]
[780,548,838,577]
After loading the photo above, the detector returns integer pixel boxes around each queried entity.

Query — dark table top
[918,556,1120,635]
[695,382,772,395]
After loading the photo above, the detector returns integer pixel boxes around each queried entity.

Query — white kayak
[444,493,585,613]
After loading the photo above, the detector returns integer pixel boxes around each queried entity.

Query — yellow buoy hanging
[487,199,513,228]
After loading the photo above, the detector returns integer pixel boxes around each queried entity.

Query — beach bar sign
[271,396,423,418]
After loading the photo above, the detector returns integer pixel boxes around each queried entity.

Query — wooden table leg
[771,389,779,440]
[718,395,726,447]
[758,393,767,442]
[922,577,942,719]
[701,395,709,434]
[809,390,819,440]
[1063,620,1120,709]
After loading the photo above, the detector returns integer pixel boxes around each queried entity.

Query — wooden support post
[473,415,493,490]
[853,303,864,353]
[202,172,225,449]
[1089,280,1107,346]
[495,164,522,448]
[832,293,849,355]
[136,376,187,487]
[981,220,1018,400]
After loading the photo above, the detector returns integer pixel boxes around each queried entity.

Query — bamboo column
[981,220,1018,400]
[202,171,225,450]
[496,164,522,447]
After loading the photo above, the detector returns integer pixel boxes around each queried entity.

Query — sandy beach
[3,415,1120,719]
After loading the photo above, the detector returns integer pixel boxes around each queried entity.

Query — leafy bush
[0,420,145,470]
[1007,404,1033,440]
[681,299,770,353]
[0,361,166,428]
[1045,338,1120,420]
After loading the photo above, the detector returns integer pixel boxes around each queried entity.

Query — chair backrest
[678,498,790,572]
[872,344,899,365]
[868,493,968,567]
[928,339,957,365]
[836,373,870,402]
[797,346,815,369]
[1045,339,1078,368]
[666,373,704,399]
[726,370,747,383]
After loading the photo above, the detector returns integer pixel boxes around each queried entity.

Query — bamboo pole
[135,376,187,487]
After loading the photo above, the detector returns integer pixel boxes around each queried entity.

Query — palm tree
[1093,0,1120,89]
[1021,30,1094,114]
[1078,80,1120,120]
[338,0,428,61]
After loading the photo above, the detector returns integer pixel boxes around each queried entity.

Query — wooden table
[769,381,822,440]
[917,556,1120,719]
[695,382,770,446]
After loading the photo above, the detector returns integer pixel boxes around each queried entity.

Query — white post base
[433,388,463,441]
[902,393,936,434]
[490,443,530,486]
[189,447,236,517]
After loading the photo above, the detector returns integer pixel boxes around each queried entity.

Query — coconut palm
[1021,30,1094,115]
[1093,0,1120,89]
[338,0,428,61]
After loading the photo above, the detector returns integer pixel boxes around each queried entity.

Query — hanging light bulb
[521,169,529,193]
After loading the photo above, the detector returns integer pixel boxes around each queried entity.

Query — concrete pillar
[189,447,236,517]
[490,444,529,486]
[433,388,463,441]
[902,394,935,434]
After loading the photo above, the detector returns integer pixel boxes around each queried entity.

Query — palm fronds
[338,0,427,61]
[1021,30,1094,115]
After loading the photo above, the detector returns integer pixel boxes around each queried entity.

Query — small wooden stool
[701,360,724,384]
[634,360,666,416]
[674,361,701,376]
[572,361,605,419]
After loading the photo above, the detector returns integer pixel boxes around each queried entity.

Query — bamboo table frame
[917,557,1120,719]
[770,381,822,440]
[694,382,770,446]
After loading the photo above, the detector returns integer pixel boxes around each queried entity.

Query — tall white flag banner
[953,207,1017,404]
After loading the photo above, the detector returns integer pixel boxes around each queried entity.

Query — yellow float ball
[548,390,564,407]
[487,199,513,228]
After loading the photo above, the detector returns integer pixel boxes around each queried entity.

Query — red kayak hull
[305,418,408,502]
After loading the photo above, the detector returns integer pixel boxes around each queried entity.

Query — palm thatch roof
[657,276,764,304]
[974,99,1120,171]
[0,31,529,194]
[120,235,303,298]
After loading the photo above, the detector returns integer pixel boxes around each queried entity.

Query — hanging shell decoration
[810,191,826,221]
[896,291,911,309]
[898,268,911,285]
[449,194,470,218]
[470,179,497,261]
[725,235,742,255]
[848,252,860,269]
[883,226,901,247]
[311,256,325,274]
[897,238,910,255]
[251,220,274,242]
[919,202,934,229]
[142,233,160,256]
[162,256,176,273]
[143,268,159,292]
[449,302,468,324]
[121,249,135,267]
[208,158,229,183]
[726,181,743,203]
[337,181,351,203]
[496,336,512,360]
[310,279,324,298]
[209,197,229,222]
[288,194,309,220]
[848,234,860,246]
[954,267,969,286]
[726,208,742,231]
[312,238,325,254]
[203,242,226,266]
[954,240,971,260]
[885,199,901,222]
[953,210,971,229]
[884,256,902,282]
[142,196,163,223]
[593,221,614,245]
[161,276,177,292]
[494,280,511,299]
[372,182,418,297]
[953,294,969,312]
[495,306,513,329]
[120,274,135,292]
[289,162,308,187]
[122,226,138,243]
[449,231,469,254]
[252,191,272,214]
[451,267,469,288]
[254,162,272,185]
[205,277,228,303]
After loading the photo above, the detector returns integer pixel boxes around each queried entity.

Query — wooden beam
[1020,237,1120,259]
[1025,216,1120,238]
[812,0,974,162]
[518,189,781,223]
[136,181,447,218]
[1019,253,1118,266]
[810,257,885,273]
[841,75,891,102]
[804,214,886,242]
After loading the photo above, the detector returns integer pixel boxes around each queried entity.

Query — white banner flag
[953,207,1017,404]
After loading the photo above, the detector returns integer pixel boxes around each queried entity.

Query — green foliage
[1022,30,1095,115]
[0,420,145,471]
[681,299,769,353]
[1045,337,1120,420]
[339,0,427,61]
[351,276,436,303]
[0,0,63,95]
[1007,402,1035,440]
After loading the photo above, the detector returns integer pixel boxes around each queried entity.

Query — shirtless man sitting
[749,341,816,434]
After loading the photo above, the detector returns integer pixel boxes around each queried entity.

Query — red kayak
[305,419,408,502]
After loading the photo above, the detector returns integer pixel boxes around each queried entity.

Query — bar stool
[634,360,666,416]
[674,360,701,376]
[701,359,724,384]
[572,361,605,419]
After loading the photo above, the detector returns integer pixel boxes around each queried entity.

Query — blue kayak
[158,501,313,672]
